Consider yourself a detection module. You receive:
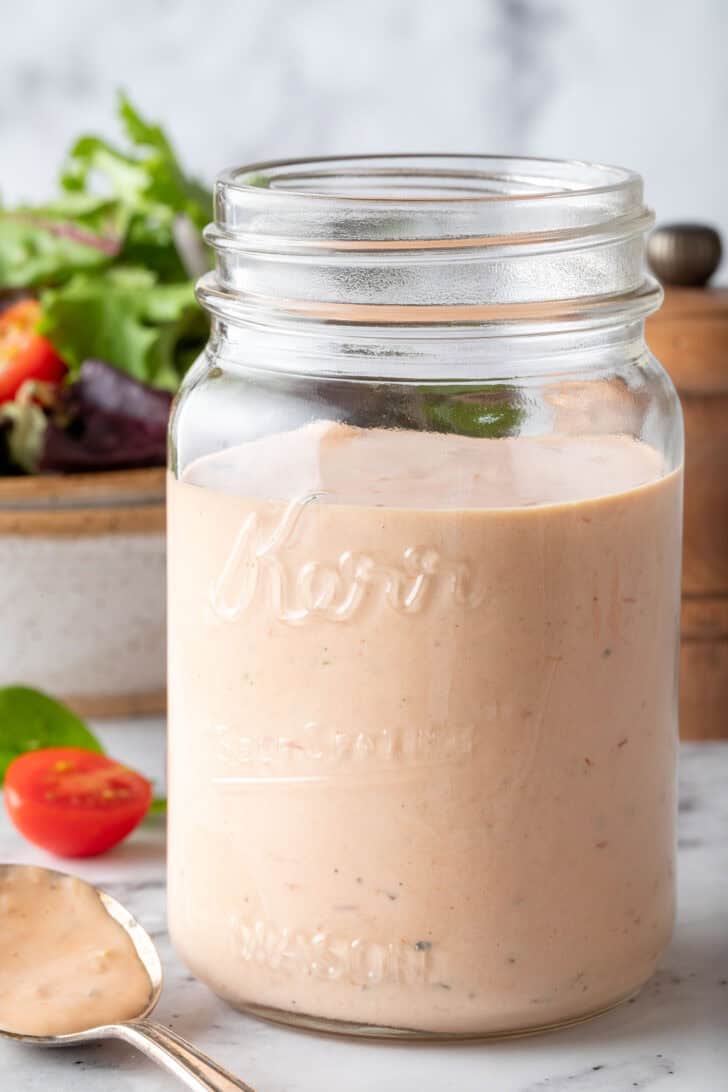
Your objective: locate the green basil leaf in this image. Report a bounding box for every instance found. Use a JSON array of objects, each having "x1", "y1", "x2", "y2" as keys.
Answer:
[{"x1": 0, "y1": 686, "x2": 104, "y2": 783}]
